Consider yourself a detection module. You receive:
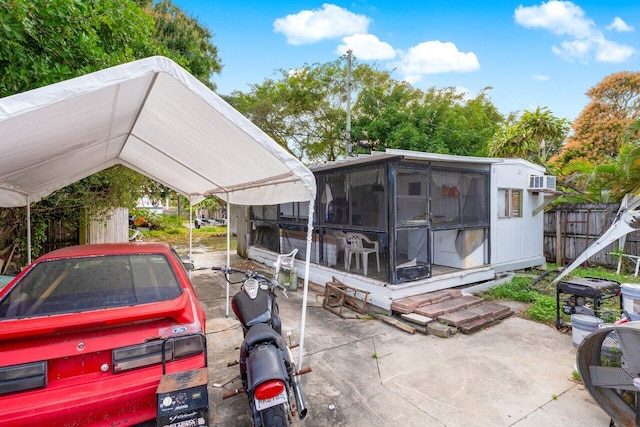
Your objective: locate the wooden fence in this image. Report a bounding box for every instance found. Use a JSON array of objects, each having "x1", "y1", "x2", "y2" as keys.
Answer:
[{"x1": 543, "y1": 203, "x2": 640, "y2": 270}]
